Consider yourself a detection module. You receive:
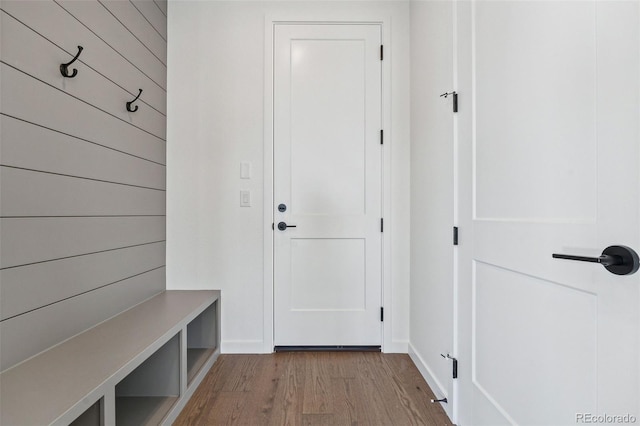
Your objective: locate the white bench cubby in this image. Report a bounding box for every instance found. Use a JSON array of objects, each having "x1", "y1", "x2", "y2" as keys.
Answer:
[{"x1": 0, "y1": 290, "x2": 220, "y2": 426}]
